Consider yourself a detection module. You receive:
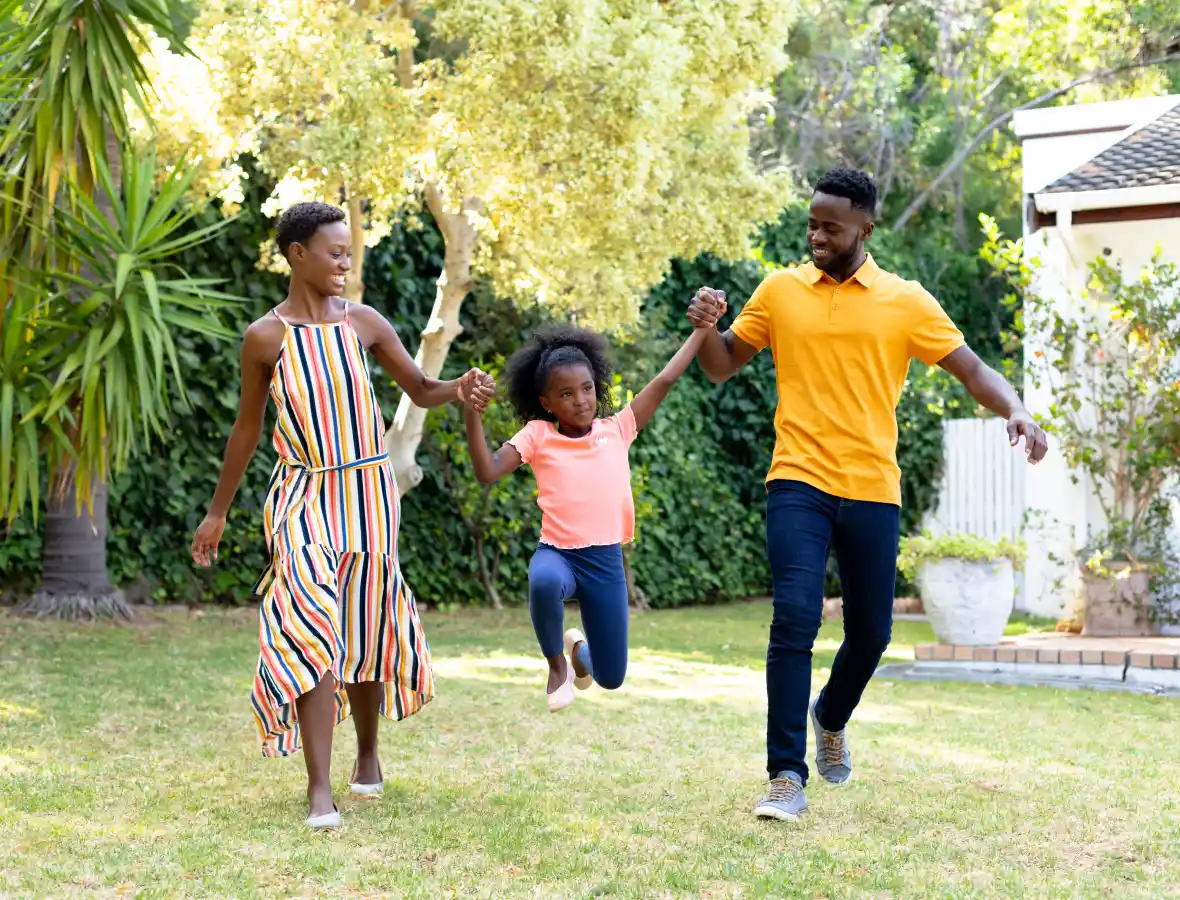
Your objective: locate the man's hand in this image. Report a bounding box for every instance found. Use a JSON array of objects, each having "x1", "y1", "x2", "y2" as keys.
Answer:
[
  {"x1": 688, "y1": 287, "x2": 727, "y2": 329},
  {"x1": 1007, "y1": 410, "x2": 1048, "y2": 464}
]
